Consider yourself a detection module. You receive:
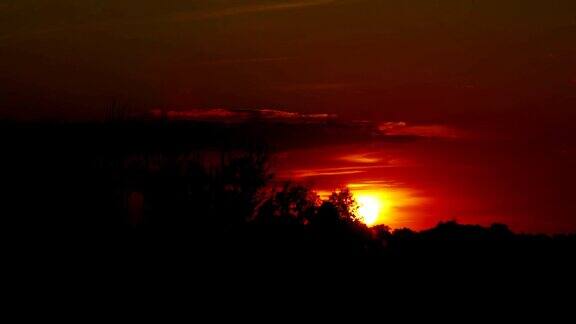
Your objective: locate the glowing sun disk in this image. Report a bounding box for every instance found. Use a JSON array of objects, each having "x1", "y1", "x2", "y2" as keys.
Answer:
[{"x1": 356, "y1": 195, "x2": 381, "y2": 226}]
